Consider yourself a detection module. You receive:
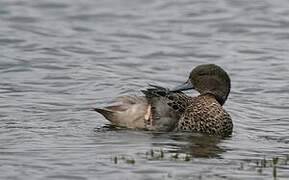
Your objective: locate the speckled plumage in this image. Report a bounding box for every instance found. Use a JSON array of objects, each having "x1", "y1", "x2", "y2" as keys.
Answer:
[
  {"x1": 176, "y1": 94, "x2": 232, "y2": 136},
  {"x1": 95, "y1": 64, "x2": 233, "y2": 136},
  {"x1": 142, "y1": 86, "x2": 232, "y2": 136}
]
